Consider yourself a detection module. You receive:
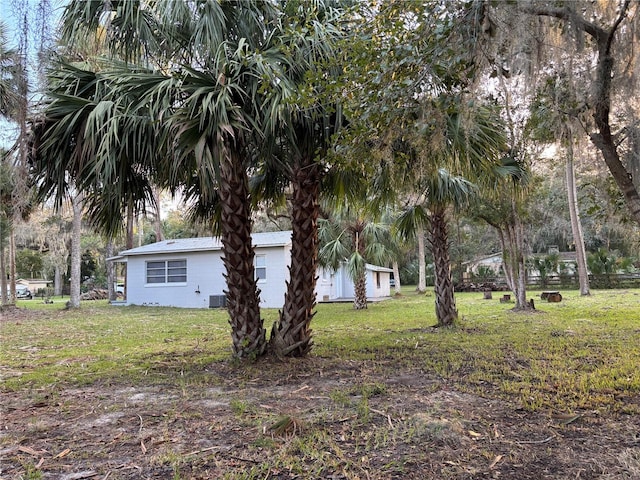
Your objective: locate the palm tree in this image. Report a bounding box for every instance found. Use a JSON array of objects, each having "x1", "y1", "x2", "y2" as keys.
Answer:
[
  {"x1": 0, "y1": 155, "x2": 13, "y2": 306},
  {"x1": 527, "y1": 75, "x2": 590, "y2": 295},
  {"x1": 395, "y1": 170, "x2": 475, "y2": 327},
  {"x1": 36, "y1": 0, "x2": 294, "y2": 358},
  {"x1": 386, "y1": 97, "x2": 509, "y2": 326},
  {"x1": 253, "y1": 1, "x2": 347, "y2": 358},
  {"x1": 1, "y1": 21, "x2": 29, "y2": 307},
  {"x1": 318, "y1": 204, "x2": 395, "y2": 310}
]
